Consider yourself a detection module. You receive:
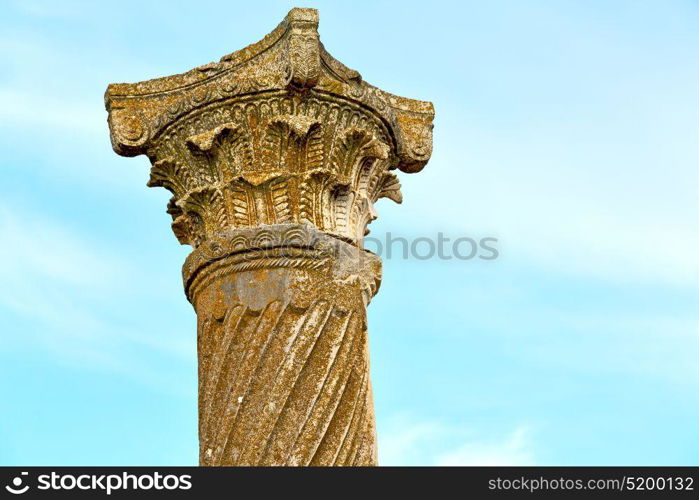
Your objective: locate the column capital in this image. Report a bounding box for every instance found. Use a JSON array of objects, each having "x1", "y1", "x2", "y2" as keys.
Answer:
[{"x1": 105, "y1": 7, "x2": 434, "y2": 248}]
